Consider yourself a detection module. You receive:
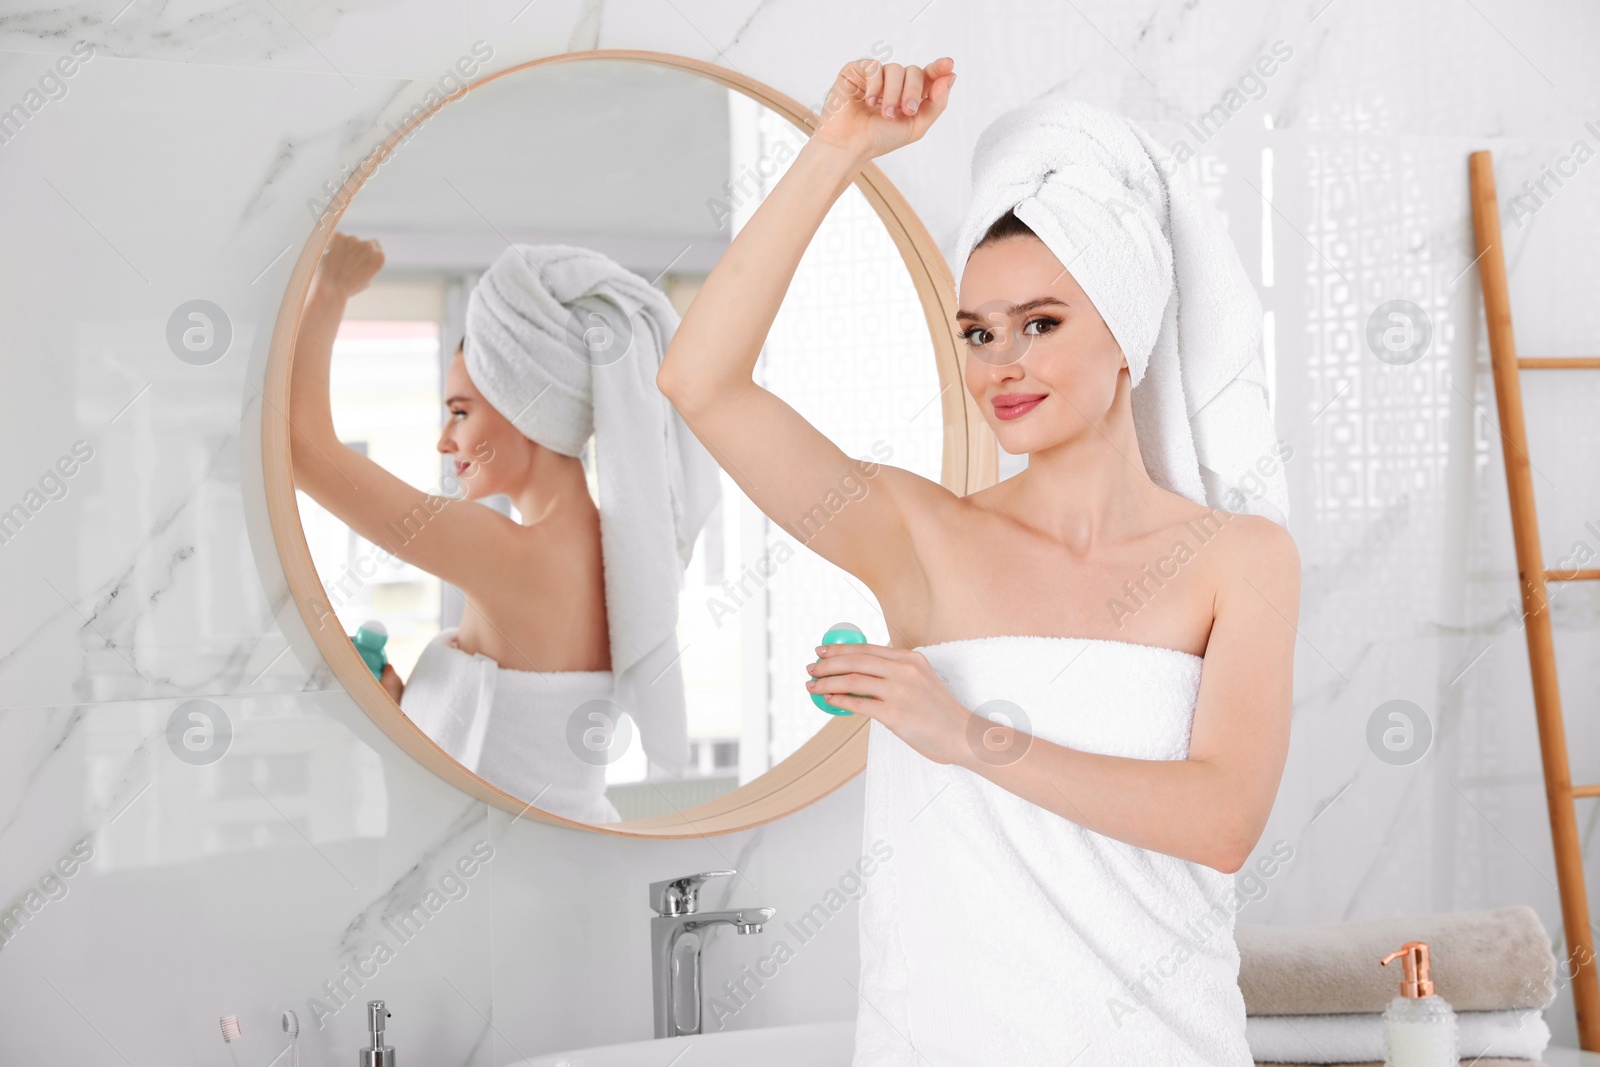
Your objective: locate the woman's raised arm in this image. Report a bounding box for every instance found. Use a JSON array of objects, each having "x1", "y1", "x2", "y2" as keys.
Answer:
[
  {"x1": 288, "y1": 233, "x2": 521, "y2": 594},
  {"x1": 656, "y1": 58, "x2": 956, "y2": 597}
]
